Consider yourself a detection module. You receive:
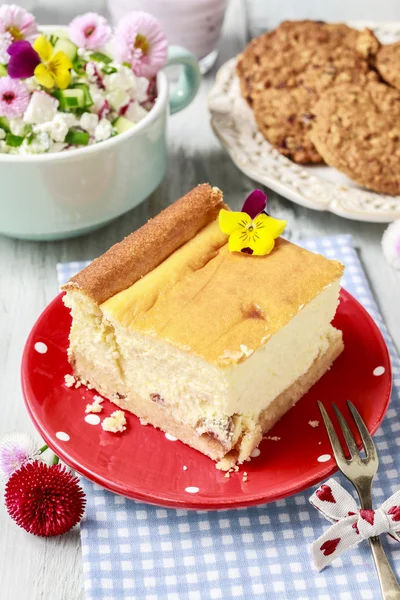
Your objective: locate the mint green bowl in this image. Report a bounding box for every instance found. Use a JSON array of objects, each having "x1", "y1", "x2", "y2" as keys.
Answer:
[{"x1": 0, "y1": 45, "x2": 200, "y2": 241}]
